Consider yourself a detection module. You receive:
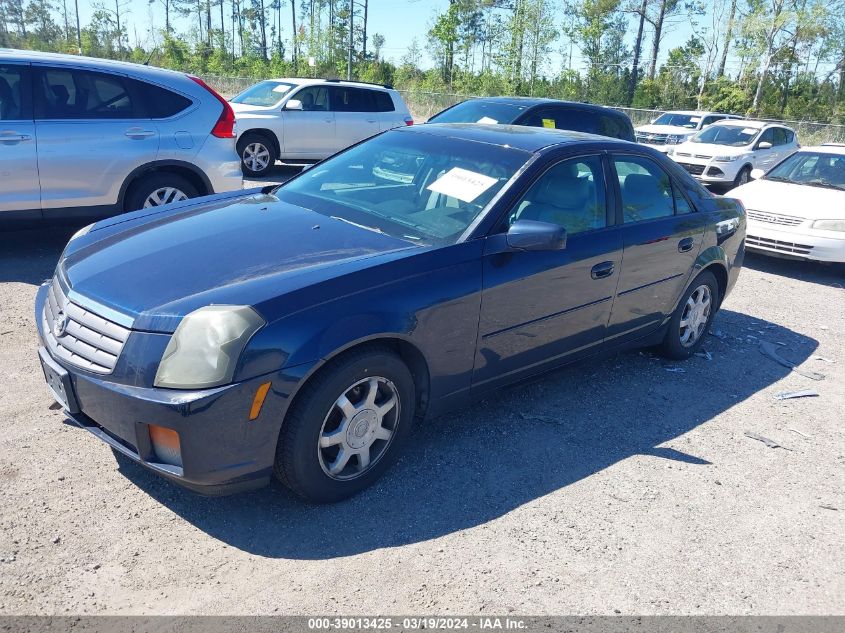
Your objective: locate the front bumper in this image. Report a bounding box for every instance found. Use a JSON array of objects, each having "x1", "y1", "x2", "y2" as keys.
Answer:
[
  {"x1": 671, "y1": 157, "x2": 742, "y2": 183},
  {"x1": 35, "y1": 282, "x2": 309, "y2": 495},
  {"x1": 745, "y1": 221, "x2": 845, "y2": 262}
]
